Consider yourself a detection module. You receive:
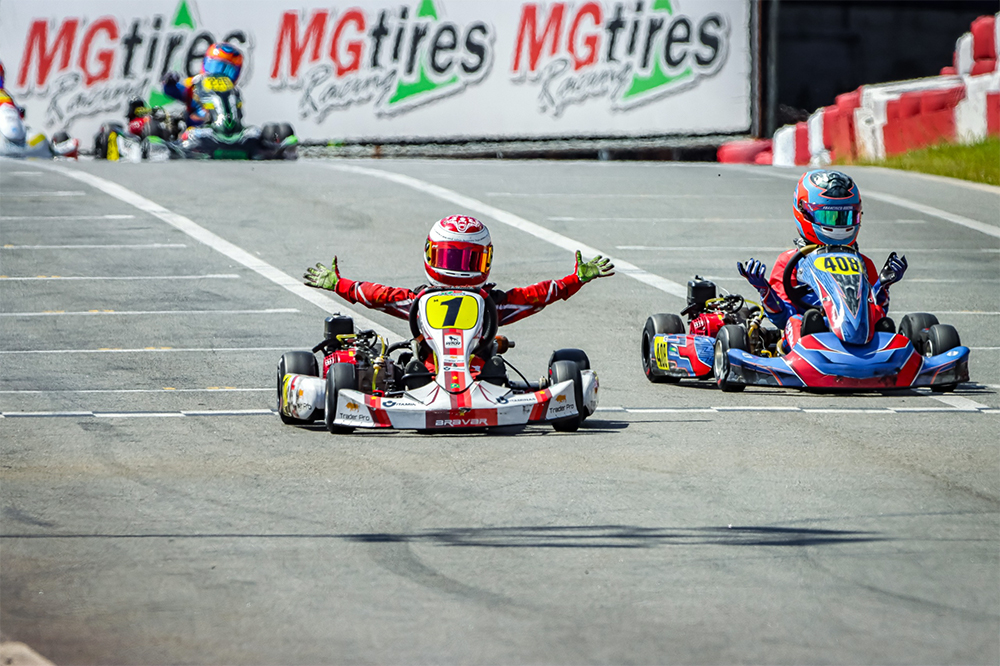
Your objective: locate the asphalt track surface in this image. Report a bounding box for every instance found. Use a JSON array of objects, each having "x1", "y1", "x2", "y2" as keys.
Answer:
[{"x1": 1, "y1": 157, "x2": 998, "y2": 665}]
